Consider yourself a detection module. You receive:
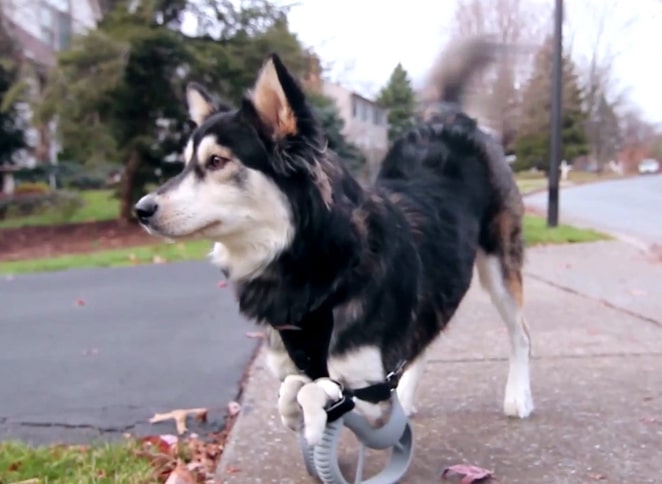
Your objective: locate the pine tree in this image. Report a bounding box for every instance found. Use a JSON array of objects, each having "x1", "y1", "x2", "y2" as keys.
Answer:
[
  {"x1": 377, "y1": 63, "x2": 416, "y2": 142},
  {"x1": 0, "y1": 15, "x2": 27, "y2": 171},
  {"x1": 307, "y1": 92, "x2": 366, "y2": 176},
  {"x1": 514, "y1": 38, "x2": 590, "y2": 173}
]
